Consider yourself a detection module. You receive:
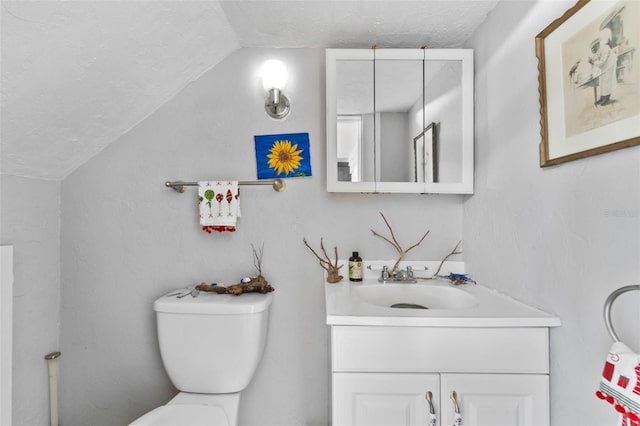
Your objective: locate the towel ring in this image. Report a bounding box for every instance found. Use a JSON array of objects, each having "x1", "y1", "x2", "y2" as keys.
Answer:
[{"x1": 603, "y1": 284, "x2": 640, "y2": 342}]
